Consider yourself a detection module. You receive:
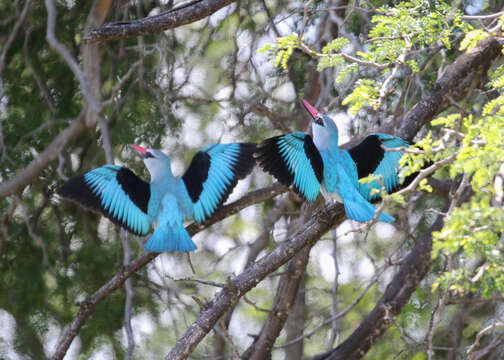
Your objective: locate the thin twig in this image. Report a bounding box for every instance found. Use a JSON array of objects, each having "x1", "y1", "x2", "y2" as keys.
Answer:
[
  {"x1": 121, "y1": 229, "x2": 136, "y2": 360},
  {"x1": 467, "y1": 322, "x2": 504, "y2": 359},
  {"x1": 426, "y1": 255, "x2": 452, "y2": 360},
  {"x1": 217, "y1": 317, "x2": 241, "y2": 359},
  {"x1": 277, "y1": 266, "x2": 387, "y2": 348},
  {"x1": 14, "y1": 195, "x2": 57, "y2": 278},
  {"x1": 169, "y1": 276, "x2": 225, "y2": 288},
  {"x1": 327, "y1": 229, "x2": 340, "y2": 349},
  {"x1": 395, "y1": 153, "x2": 458, "y2": 197},
  {"x1": 310, "y1": 5, "x2": 381, "y2": 14},
  {"x1": 242, "y1": 295, "x2": 271, "y2": 313},
  {"x1": 0, "y1": 0, "x2": 33, "y2": 101},
  {"x1": 44, "y1": 0, "x2": 101, "y2": 111},
  {"x1": 297, "y1": 41, "x2": 393, "y2": 70},
  {"x1": 462, "y1": 11, "x2": 504, "y2": 20},
  {"x1": 186, "y1": 253, "x2": 196, "y2": 275},
  {"x1": 101, "y1": 60, "x2": 142, "y2": 106}
]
